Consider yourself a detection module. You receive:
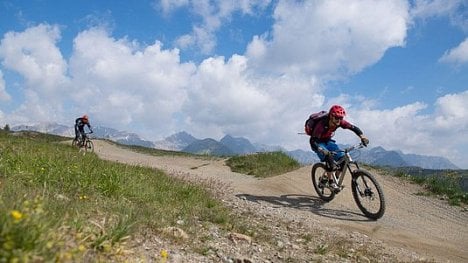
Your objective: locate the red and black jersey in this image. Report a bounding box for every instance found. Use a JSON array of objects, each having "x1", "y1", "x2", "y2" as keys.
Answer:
[{"x1": 309, "y1": 116, "x2": 362, "y2": 151}]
